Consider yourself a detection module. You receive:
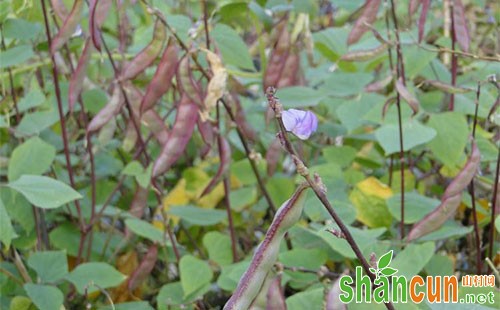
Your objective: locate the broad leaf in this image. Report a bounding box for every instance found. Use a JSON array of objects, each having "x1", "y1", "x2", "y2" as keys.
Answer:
[
  {"x1": 391, "y1": 242, "x2": 435, "y2": 279},
  {"x1": 8, "y1": 137, "x2": 56, "y2": 181},
  {"x1": 125, "y1": 218, "x2": 164, "y2": 244},
  {"x1": 375, "y1": 121, "x2": 436, "y2": 155},
  {"x1": 65, "y1": 262, "x2": 126, "y2": 294},
  {"x1": 179, "y1": 255, "x2": 213, "y2": 299},
  {"x1": 24, "y1": 284, "x2": 64, "y2": 310},
  {"x1": 0, "y1": 198, "x2": 17, "y2": 248},
  {"x1": 212, "y1": 24, "x2": 255, "y2": 71},
  {"x1": 7, "y1": 175, "x2": 82, "y2": 209},
  {"x1": 27, "y1": 251, "x2": 68, "y2": 283},
  {"x1": 427, "y1": 112, "x2": 469, "y2": 166},
  {"x1": 169, "y1": 206, "x2": 226, "y2": 226}
]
